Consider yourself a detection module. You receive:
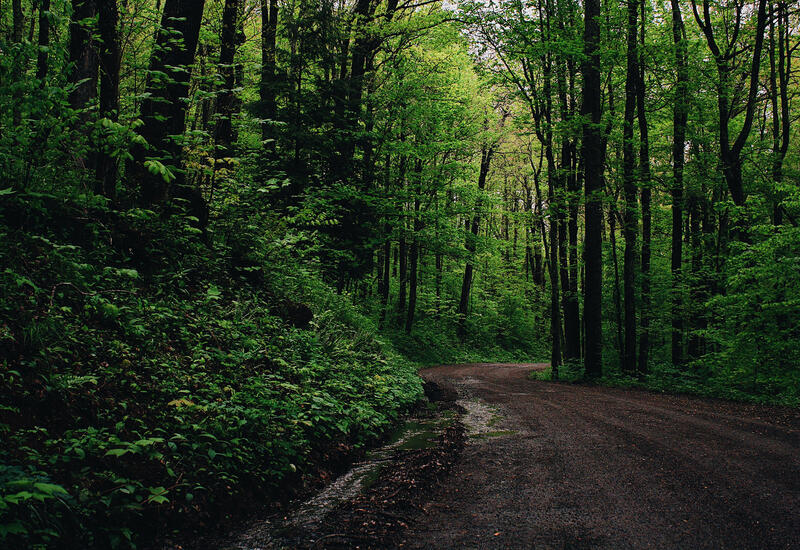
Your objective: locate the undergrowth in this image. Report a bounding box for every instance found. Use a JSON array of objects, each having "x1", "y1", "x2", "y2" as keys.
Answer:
[
  {"x1": 528, "y1": 363, "x2": 799, "y2": 406},
  {"x1": 0, "y1": 191, "x2": 422, "y2": 549}
]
